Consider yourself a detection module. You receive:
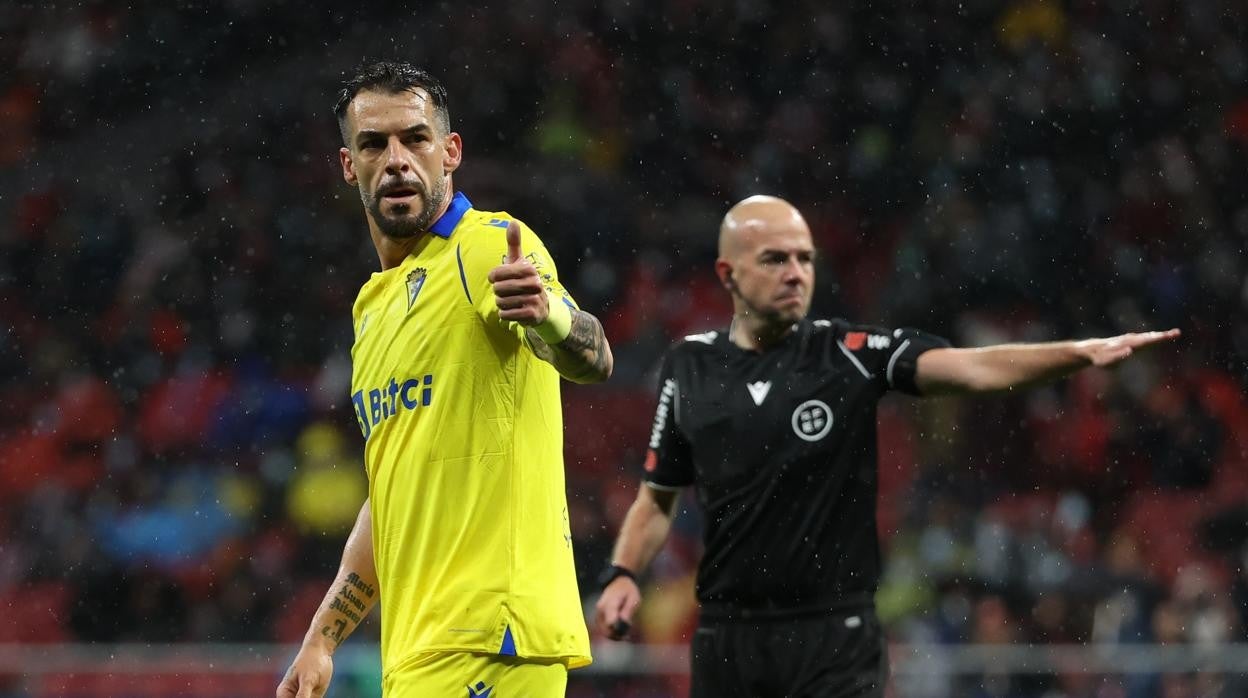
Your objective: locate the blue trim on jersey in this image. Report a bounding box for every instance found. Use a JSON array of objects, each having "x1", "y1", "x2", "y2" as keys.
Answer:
[
  {"x1": 499, "y1": 625, "x2": 517, "y2": 656},
  {"x1": 429, "y1": 191, "x2": 472, "y2": 238},
  {"x1": 456, "y1": 244, "x2": 472, "y2": 303}
]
